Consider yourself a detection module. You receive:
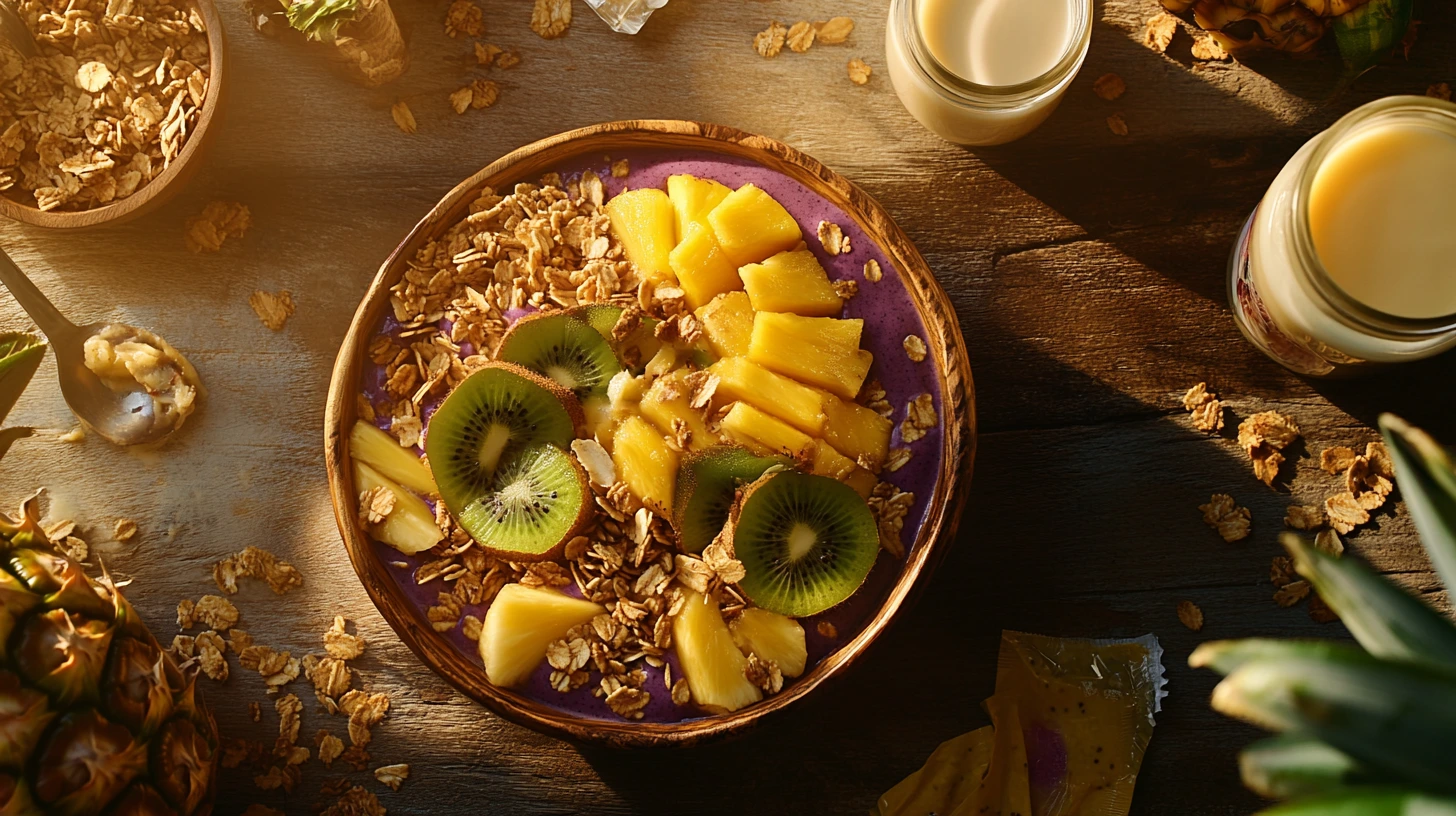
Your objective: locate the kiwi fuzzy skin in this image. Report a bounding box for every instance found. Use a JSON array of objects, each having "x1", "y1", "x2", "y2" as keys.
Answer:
[
  {"x1": 476, "y1": 447, "x2": 594, "y2": 563},
  {"x1": 472, "y1": 359, "x2": 587, "y2": 438},
  {"x1": 672, "y1": 446, "x2": 788, "y2": 553}
]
